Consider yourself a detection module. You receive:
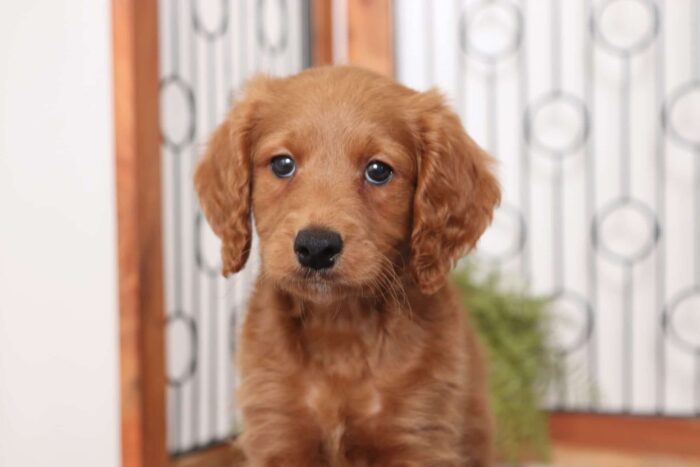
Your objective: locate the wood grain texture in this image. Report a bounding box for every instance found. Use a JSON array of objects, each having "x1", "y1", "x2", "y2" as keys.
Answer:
[
  {"x1": 312, "y1": 0, "x2": 334, "y2": 66},
  {"x1": 550, "y1": 412, "x2": 700, "y2": 459},
  {"x1": 113, "y1": 1, "x2": 168, "y2": 466},
  {"x1": 347, "y1": 0, "x2": 394, "y2": 77}
]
